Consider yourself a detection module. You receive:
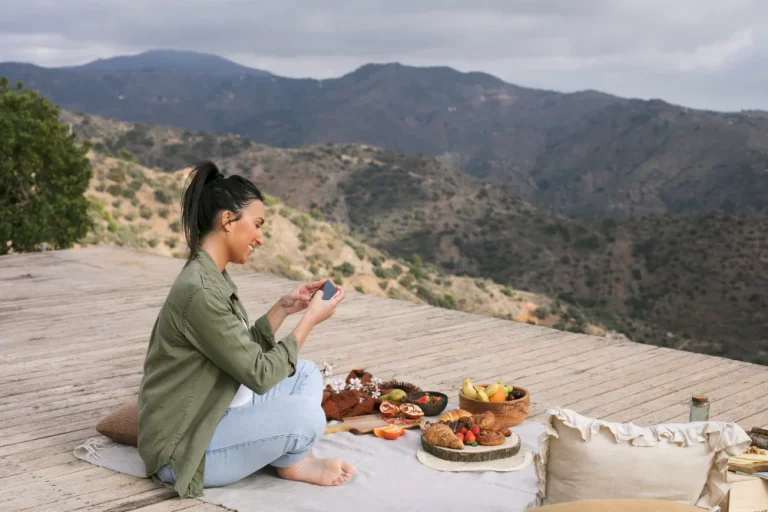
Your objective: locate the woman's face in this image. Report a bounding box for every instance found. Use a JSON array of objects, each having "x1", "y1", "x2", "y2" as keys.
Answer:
[{"x1": 225, "y1": 200, "x2": 265, "y2": 264}]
